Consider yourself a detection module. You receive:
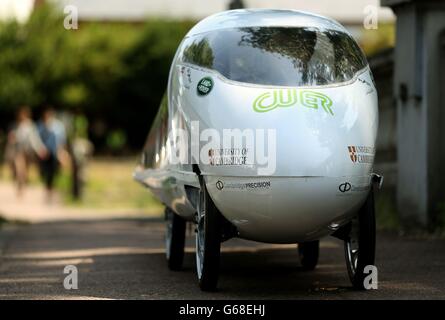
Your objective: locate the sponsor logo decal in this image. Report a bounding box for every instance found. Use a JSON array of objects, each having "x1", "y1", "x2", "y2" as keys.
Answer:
[
  {"x1": 253, "y1": 89, "x2": 333, "y2": 115},
  {"x1": 216, "y1": 180, "x2": 271, "y2": 191},
  {"x1": 209, "y1": 148, "x2": 249, "y2": 166},
  {"x1": 337, "y1": 181, "x2": 370, "y2": 195},
  {"x1": 180, "y1": 66, "x2": 192, "y2": 89},
  {"x1": 216, "y1": 180, "x2": 224, "y2": 190},
  {"x1": 197, "y1": 77, "x2": 213, "y2": 96},
  {"x1": 339, "y1": 182, "x2": 352, "y2": 193},
  {"x1": 348, "y1": 146, "x2": 375, "y2": 164}
]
